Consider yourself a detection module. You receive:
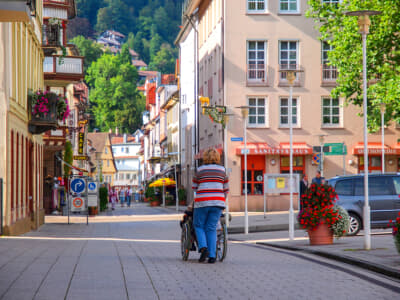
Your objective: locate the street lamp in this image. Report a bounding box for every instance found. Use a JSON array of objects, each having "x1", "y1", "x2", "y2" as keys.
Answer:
[
  {"x1": 345, "y1": 9, "x2": 381, "y2": 250},
  {"x1": 236, "y1": 105, "x2": 249, "y2": 234},
  {"x1": 278, "y1": 66, "x2": 303, "y2": 241},
  {"x1": 168, "y1": 152, "x2": 180, "y2": 211},
  {"x1": 380, "y1": 102, "x2": 386, "y2": 173},
  {"x1": 318, "y1": 135, "x2": 327, "y2": 177}
]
